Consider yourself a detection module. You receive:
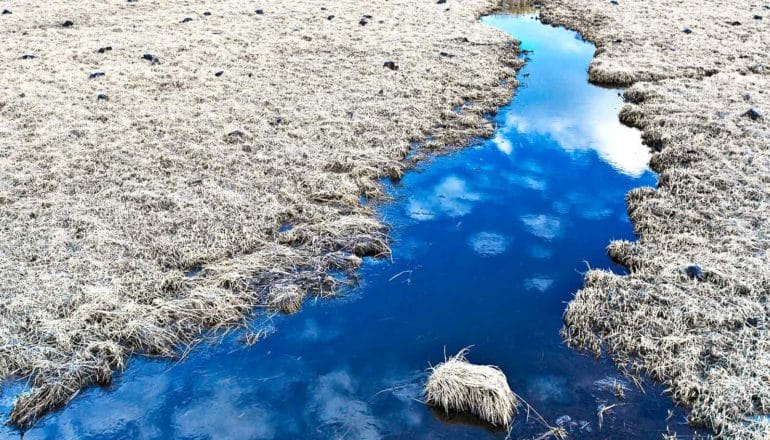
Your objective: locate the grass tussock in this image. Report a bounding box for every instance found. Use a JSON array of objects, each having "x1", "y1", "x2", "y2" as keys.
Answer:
[
  {"x1": 543, "y1": 1, "x2": 770, "y2": 437},
  {"x1": 424, "y1": 349, "x2": 518, "y2": 428},
  {"x1": 0, "y1": 0, "x2": 522, "y2": 426}
]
